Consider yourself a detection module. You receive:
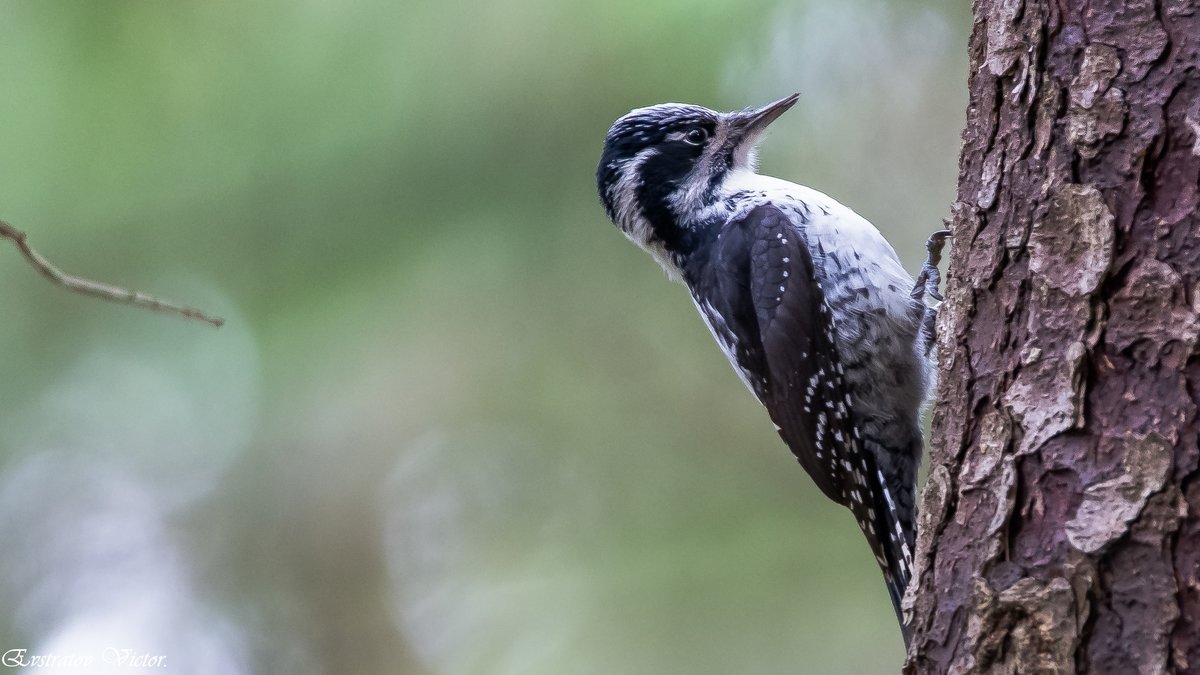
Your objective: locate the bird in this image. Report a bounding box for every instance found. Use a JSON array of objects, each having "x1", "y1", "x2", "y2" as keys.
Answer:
[{"x1": 595, "y1": 94, "x2": 946, "y2": 644}]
